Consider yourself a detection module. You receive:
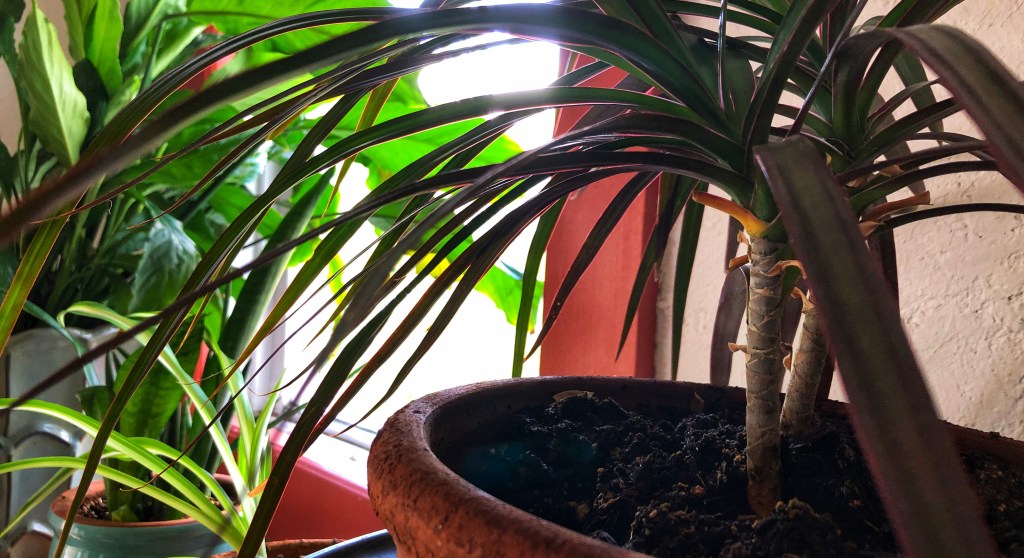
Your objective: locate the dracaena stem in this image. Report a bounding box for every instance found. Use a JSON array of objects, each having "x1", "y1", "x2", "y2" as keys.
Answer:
[
  {"x1": 781, "y1": 291, "x2": 828, "y2": 436},
  {"x1": 744, "y1": 236, "x2": 786, "y2": 516}
]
